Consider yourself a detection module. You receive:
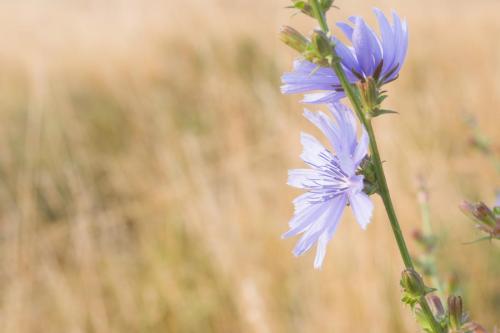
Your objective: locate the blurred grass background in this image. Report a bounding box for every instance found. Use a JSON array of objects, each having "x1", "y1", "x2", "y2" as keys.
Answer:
[{"x1": 0, "y1": 0, "x2": 498, "y2": 332}]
